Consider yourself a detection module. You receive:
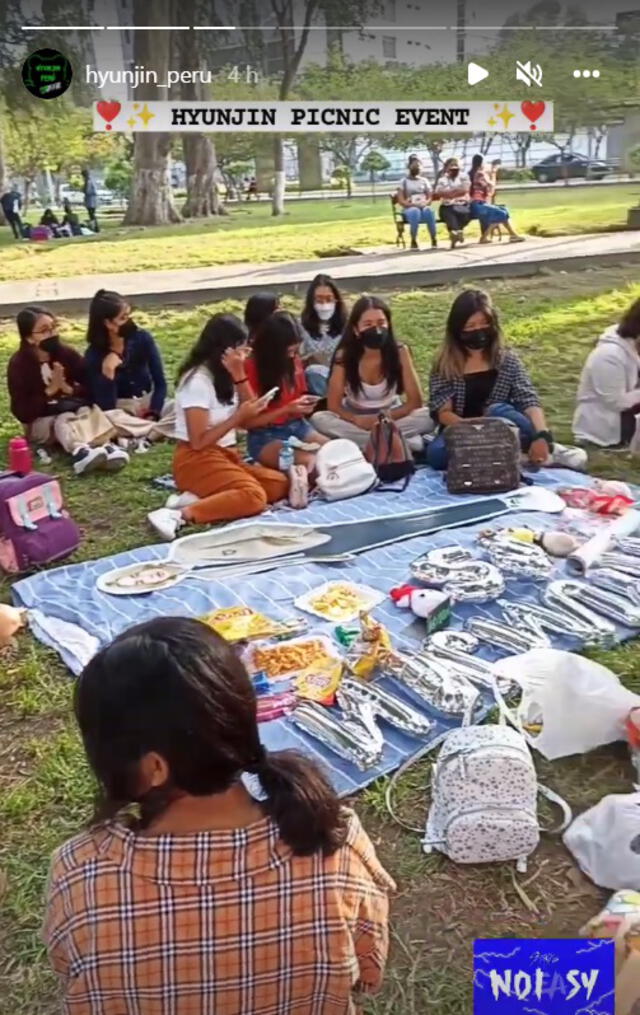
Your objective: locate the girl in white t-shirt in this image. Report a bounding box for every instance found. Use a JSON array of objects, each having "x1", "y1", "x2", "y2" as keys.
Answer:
[{"x1": 147, "y1": 314, "x2": 288, "y2": 541}]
